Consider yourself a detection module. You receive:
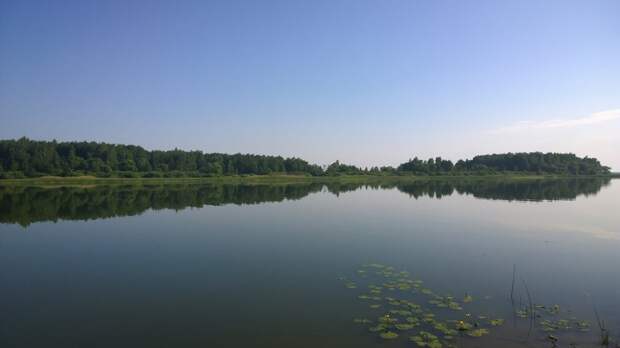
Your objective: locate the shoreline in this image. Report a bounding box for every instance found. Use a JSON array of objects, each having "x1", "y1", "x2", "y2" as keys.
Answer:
[{"x1": 0, "y1": 173, "x2": 617, "y2": 187}]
